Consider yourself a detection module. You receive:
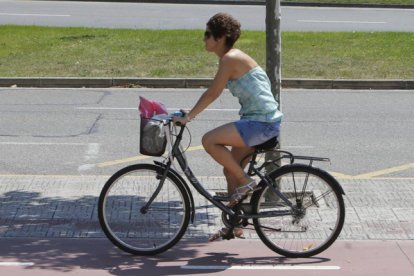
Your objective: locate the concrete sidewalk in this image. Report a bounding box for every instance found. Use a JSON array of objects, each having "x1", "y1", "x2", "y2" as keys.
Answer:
[{"x1": 1, "y1": 174, "x2": 413, "y2": 240}]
